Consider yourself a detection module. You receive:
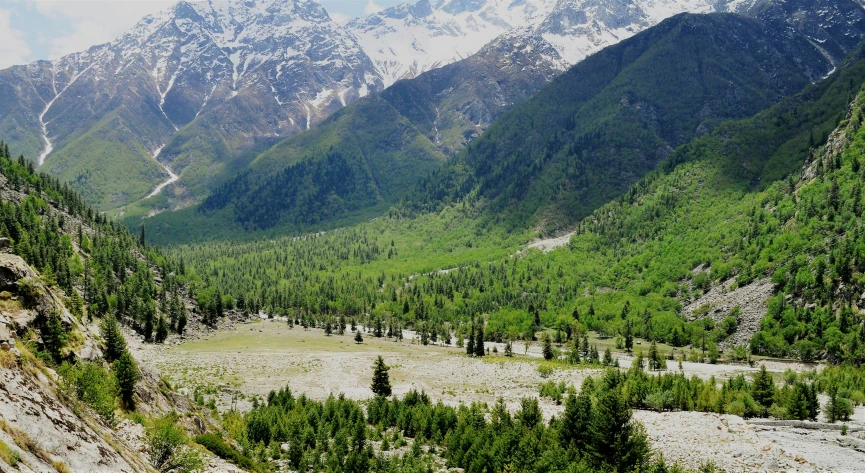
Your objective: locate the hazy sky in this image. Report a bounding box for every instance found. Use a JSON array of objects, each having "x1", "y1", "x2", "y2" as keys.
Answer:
[{"x1": 0, "y1": 0, "x2": 407, "y2": 69}]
